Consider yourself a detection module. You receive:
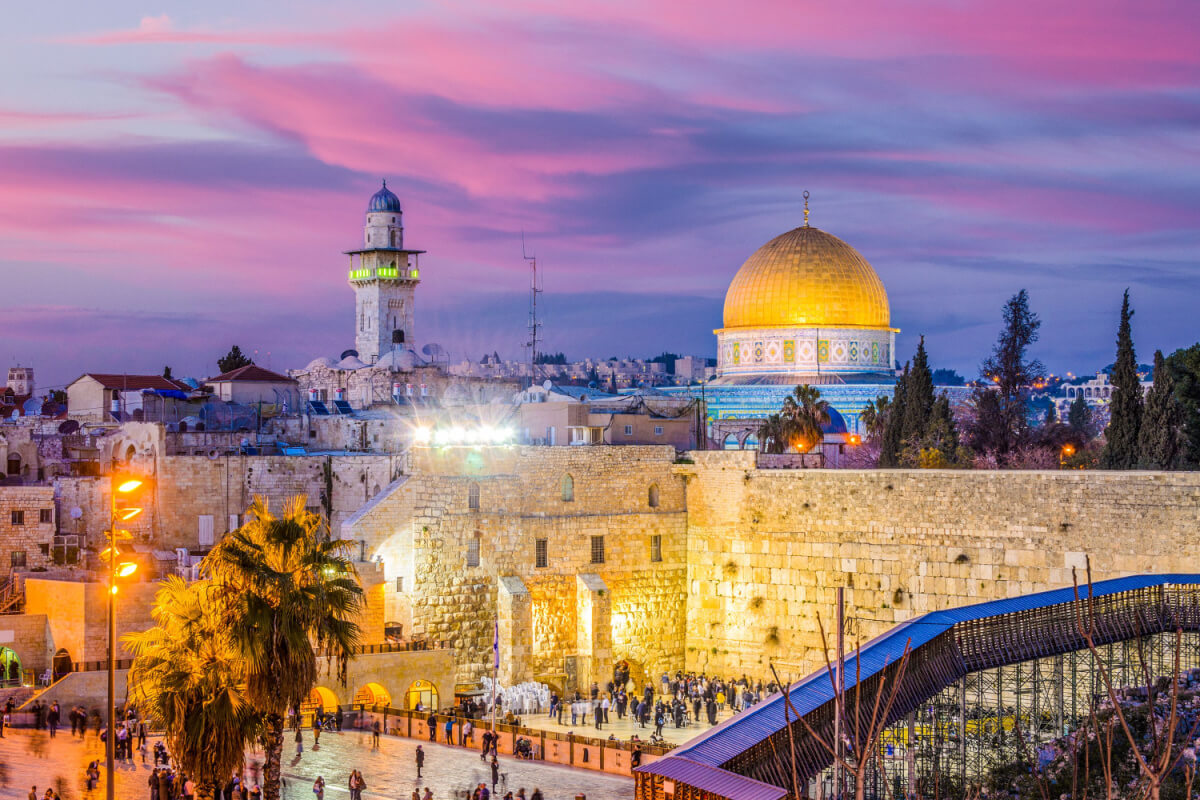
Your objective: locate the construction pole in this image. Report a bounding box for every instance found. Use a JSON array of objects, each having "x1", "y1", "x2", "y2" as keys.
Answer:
[{"x1": 835, "y1": 586, "x2": 844, "y2": 799}]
